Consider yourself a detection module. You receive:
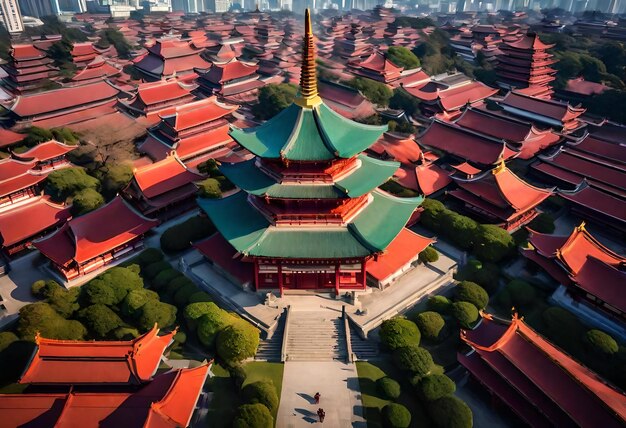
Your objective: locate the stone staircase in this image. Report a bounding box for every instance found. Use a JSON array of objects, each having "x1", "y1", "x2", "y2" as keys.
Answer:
[
  {"x1": 255, "y1": 311, "x2": 286, "y2": 362},
  {"x1": 349, "y1": 325, "x2": 379, "y2": 361},
  {"x1": 285, "y1": 310, "x2": 347, "y2": 361}
]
